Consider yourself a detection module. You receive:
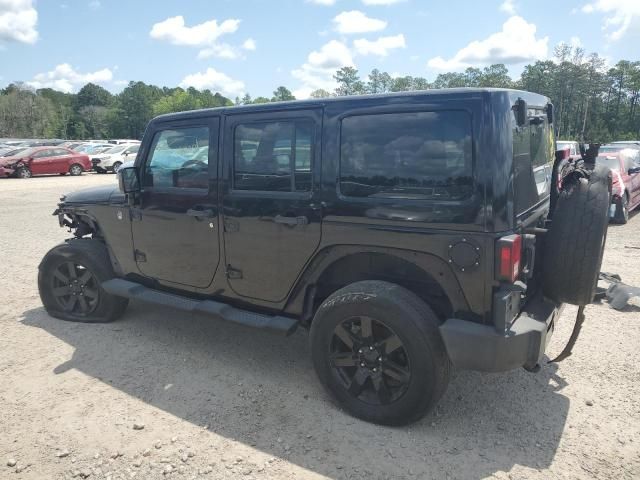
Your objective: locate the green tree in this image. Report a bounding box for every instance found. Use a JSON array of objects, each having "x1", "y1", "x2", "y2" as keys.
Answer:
[
  {"x1": 272, "y1": 86, "x2": 295, "y2": 102},
  {"x1": 310, "y1": 89, "x2": 332, "y2": 98},
  {"x1": 334, "y1": 67, "x2": 365, "y2": 96}
]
